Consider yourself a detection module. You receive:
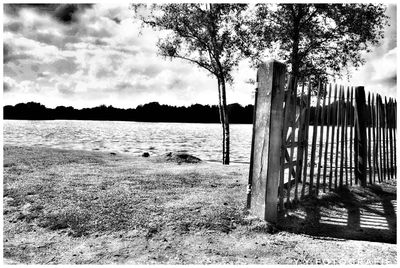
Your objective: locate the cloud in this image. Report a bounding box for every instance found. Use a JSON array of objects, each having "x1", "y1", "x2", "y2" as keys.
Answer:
[
  {"x1": 3, "y1": 82, "x2": 11, "y2": 93},
  {"x1": 371, "y1": 48, "x2": 396, "y2": 82},
  {"x1": 381, "y1": 4, "x2": 396, "y2": 53},
  {"x1": 4, "y1": 4, "x2": 93, "y2": 24},
  {"x1": 345, "y1": 46, "x2": 397, "y2": 98},
  {"x1": 54, "y1": 4, "x2": 93, "y2": 24},
  {"x1": 3, "y1": 5, "x2": 132, "y2": 96},
  {"x1": 4, "y1": 3, "x2": 394, "y2": 109},
  {"x1": 340, "y1": 5, "x2": 397, "y2": 98},
  {"x1": 115, "y1": 82, "x2": 133, "y2": 91},
  {"x1": 4, "y1": 65, "x2": 18, "y2": 77},
  {"x1": 3, "y1": 77, "x2": 19, "y2": 93},
  {"x1": 4, "y1": 33, "x2": 62, "y2": 63},
  {"x1": 3, "y1": 43, "x2": 12, "y2": 63},
  {"x1": 56, "y1": 81, "x2": 77, "y2": 96},
  {"x1": 3, "y1": 21, "x2": 23, "y2": 33},
  {"x1": 52, "y1": 58, "x2": 78, "y2": 75}
]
